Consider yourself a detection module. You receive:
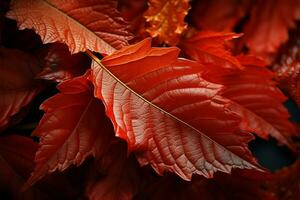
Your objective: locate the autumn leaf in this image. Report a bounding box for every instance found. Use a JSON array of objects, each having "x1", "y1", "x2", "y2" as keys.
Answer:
[
  {"x1": 144, "y1": 0, "x2": 190, "y2": 45},
  {"x1": 243, "y1": 0, "x2": 300, "y2": 62},
  {"x1": 36, "y1": 43, "x2": 90, "y2": 82},
  {"x1": 24, "y1": 73, "x2": 114, "y2": 188},
  {"x1": 0, "y1": 47, "x2": 42, "y2": 131},
  {"x1": 86, "y1": 141, "x2": 140, "y2": 200},
  {"x1": 236, "y1": 56, "x2": 296, "y2": 140},
  {"x1": 7, "y1": 0, "x2": 133, "y2": 55},
  {"x1": 200, "y1": 55, "x2": 296, "y2": 149},
  {"x1": 180, "y1": 31, "x2": 296, "y2": 149},
  {"x1": 89, "y1": 38, "x2": 261, "y2": 181},
  {"x1": 180, "y1": 30, "x2": 242, "y2": 69},
  {"x1": 191, "y1": 0, "x2": 251, "y2": 32}
]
